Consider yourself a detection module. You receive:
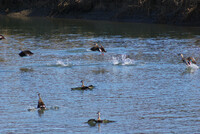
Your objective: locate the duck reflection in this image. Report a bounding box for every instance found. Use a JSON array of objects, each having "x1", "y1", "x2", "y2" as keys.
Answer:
[
  {"x1": 91, "y1": 68, "x2": 108, "y2": 75},
  {"x1": 38, "y1": 109, "x2": 45, "y2": 117}
]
